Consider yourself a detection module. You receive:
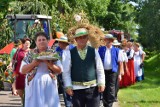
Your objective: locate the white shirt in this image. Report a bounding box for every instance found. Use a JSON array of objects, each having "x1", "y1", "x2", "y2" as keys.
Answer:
[
  {"x1": 62, "y1": 47, "x2": 105, "y2": 90},
  {"x1": 139, "y1": 49, "x2": 146, "y2": 55},
  {"x1": 104, "y1": 47, "x2": 112, "y2": 70},
  {"x1": 104, "y1": 46, "x2": 122, "y2": 70},
  {"x1": 127, "y1": 48, "x2": 134, "y2": 59},
  {"x1": 119, "y1": 49, "x2": 128, "y2": 62},
  {"x1": 123, "y1": 50, "x2": 128, "y2": 62}
]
